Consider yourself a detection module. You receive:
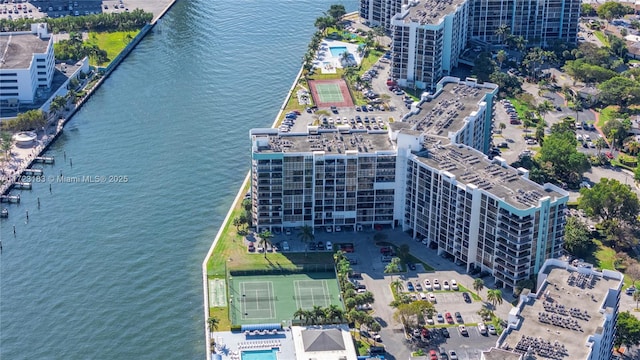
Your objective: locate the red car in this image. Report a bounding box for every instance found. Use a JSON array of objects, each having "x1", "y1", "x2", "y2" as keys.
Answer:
[
  {"x1": 380, "y1": 246, "x2": 393, "y2": 255},
  {"x1": 429, "y1": 349, "x2": 438, "y2": 360},
  {"x1": 445, "y1": 312, "x2": 454, "y2": 324},
  {"x1": 605, "y1": 151, "x2": 614, "y2": 159}
]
